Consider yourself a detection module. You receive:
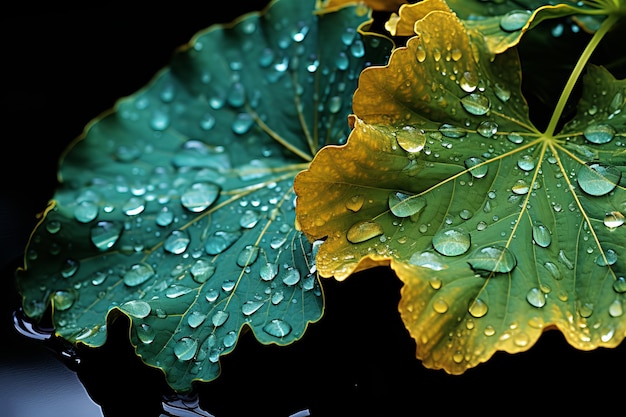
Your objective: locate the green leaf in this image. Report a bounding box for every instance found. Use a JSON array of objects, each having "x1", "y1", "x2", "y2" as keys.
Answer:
[
  {"x1": 15, "y1": 0, "x2": 392, "y2": 392},
  {"x1": 295, "y1": 9, "x2": 625, "y2": 374}
]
